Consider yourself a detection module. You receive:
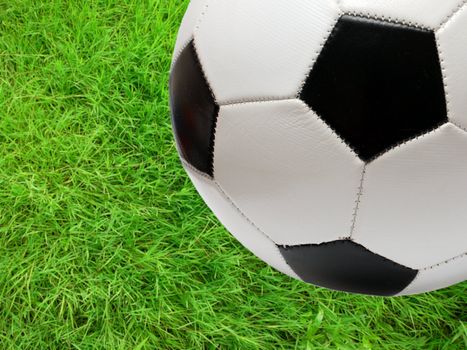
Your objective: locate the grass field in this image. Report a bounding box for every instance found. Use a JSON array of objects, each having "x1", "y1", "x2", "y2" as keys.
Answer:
[{"x1": 0, "y1": 1, "x2": 465, "y2": 349}]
